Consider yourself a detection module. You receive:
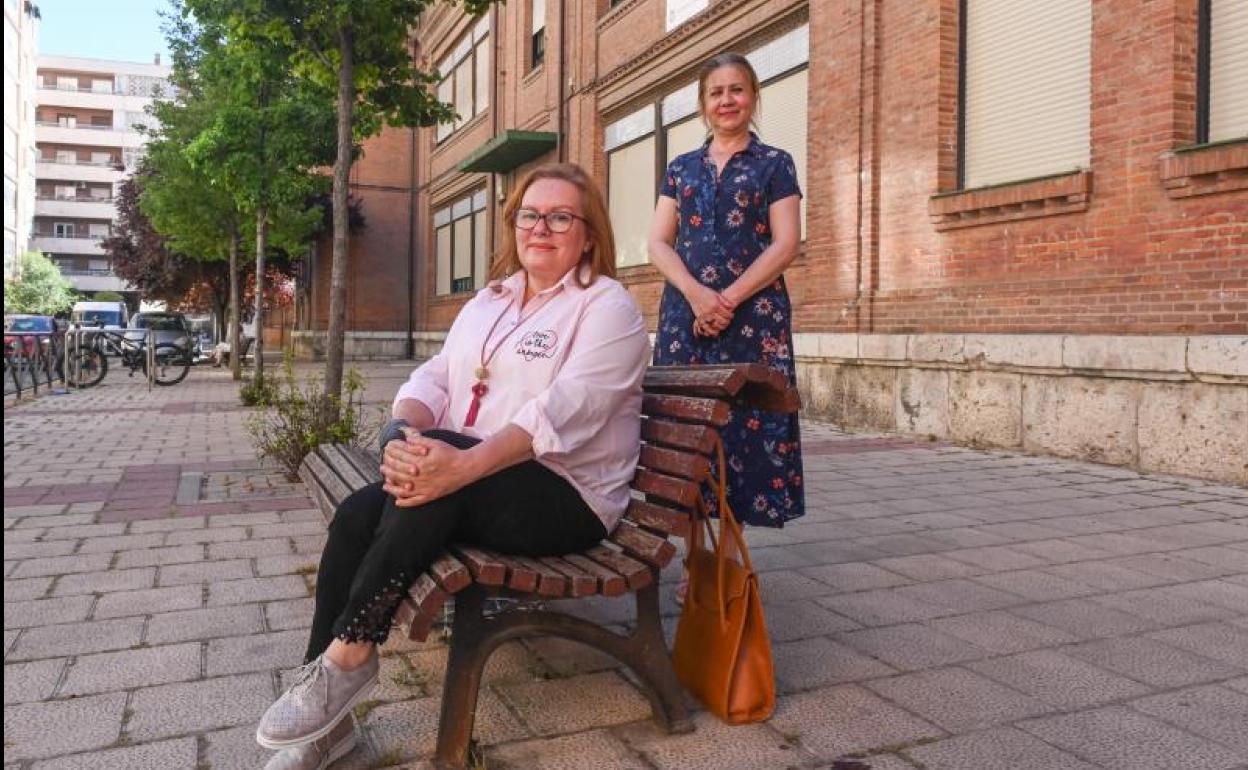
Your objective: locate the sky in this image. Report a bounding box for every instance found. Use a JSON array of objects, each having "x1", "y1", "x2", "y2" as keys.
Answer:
[{"x1": 37, "y1": 0, "x2": 172, "y2": 65}]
